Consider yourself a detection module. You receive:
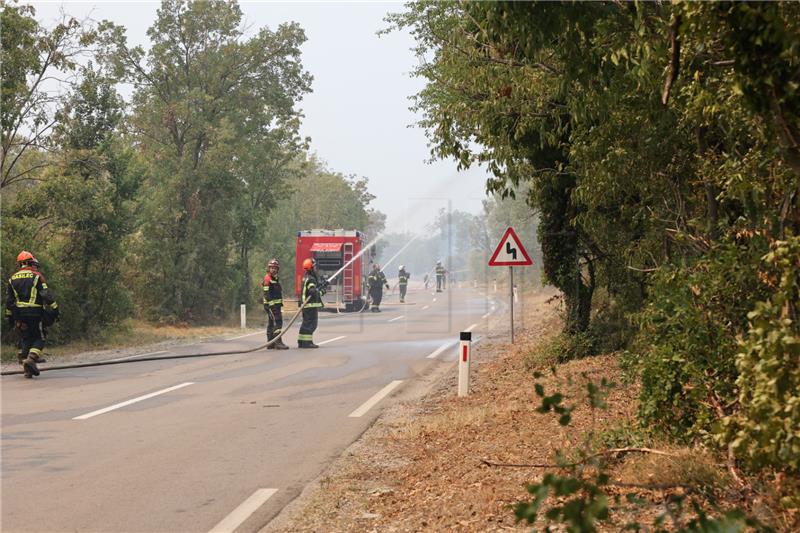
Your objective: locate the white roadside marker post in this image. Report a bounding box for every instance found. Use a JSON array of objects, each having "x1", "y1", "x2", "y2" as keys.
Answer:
[
  {"x1": 240, "y1": 304, "x2": 246, "y2": 329},
  {"x1": 458, "y1": 331, "x2": 472, "y2": 397}
]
